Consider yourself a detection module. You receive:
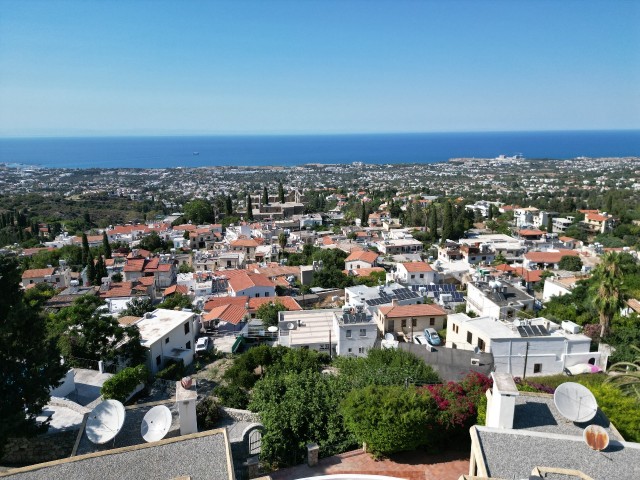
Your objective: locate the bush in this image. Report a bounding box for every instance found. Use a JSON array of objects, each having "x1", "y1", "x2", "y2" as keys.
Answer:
[
  {"x1": 476, "y1": 393, "x2": 487, "y2": 426},
  {"x1": 214, "y1": 384, "x2": 250, "y2": 409},
  {"x1": 589, "y1": 383, "x2": 640, "y2": 442},
  {"x1": 156, "y1": 360, "x2": 185, "y2": 381},
  {"x1": 101, "y1": 365, "x2": 149, "y2": 403},
  {"x1": 196, "y1": 396, "x2": 221, "y2": 430}
]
